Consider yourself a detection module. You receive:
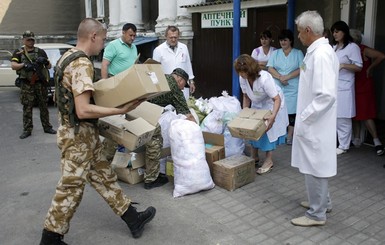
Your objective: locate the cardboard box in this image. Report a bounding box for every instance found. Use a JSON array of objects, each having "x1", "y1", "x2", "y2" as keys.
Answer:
[
  {"x1": 114, "y1": 167, "x2": 145, "y2": 185},
  {"x1": 227, "y1": 108, "x2": 272, "y2": 141},
  {"x1": 98, "y1": 115, "x2": 155, "y2": 151},
  {"x1": 111, "y1": 151, "x2": 145, "y2": 169},
  {"x1": 203, "y1": 132, "x2": 225, "y2": 173},
  {"x1": 165, "y1": 157, "x2": 174, "y2": 183},
  {"x1": 93, "y1": 64, "x2": 170, "y2": 108},
  {"x1": 212, "y1": 155, "x2": 255, "y2": 191},
  {"x1": 111, "y1": 151, "x2": 146, "y2": 184}
]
